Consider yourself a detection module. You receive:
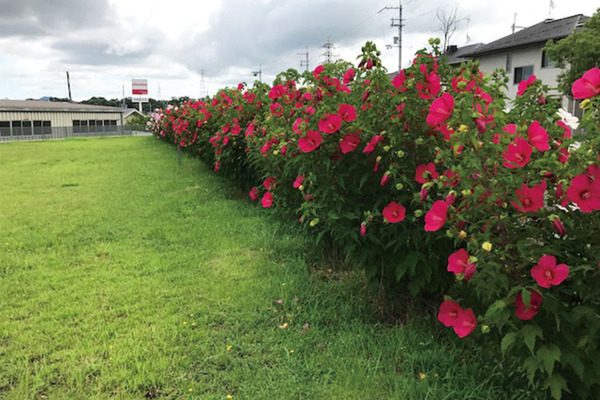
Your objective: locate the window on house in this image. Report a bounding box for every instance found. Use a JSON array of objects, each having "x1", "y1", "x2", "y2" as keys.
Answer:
[
  {"x1": 542, "y1": 51, "x2": 556, "y2": 68},
  {"x1": 506, "y1": 53, "x2": 512, "y2": 73},
  {"x1": 514, "y1": 65, "x2": 534, "y2": 84},
  {"x1": 0, "y1": 121, "x2": 10, "y2": 136}
]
